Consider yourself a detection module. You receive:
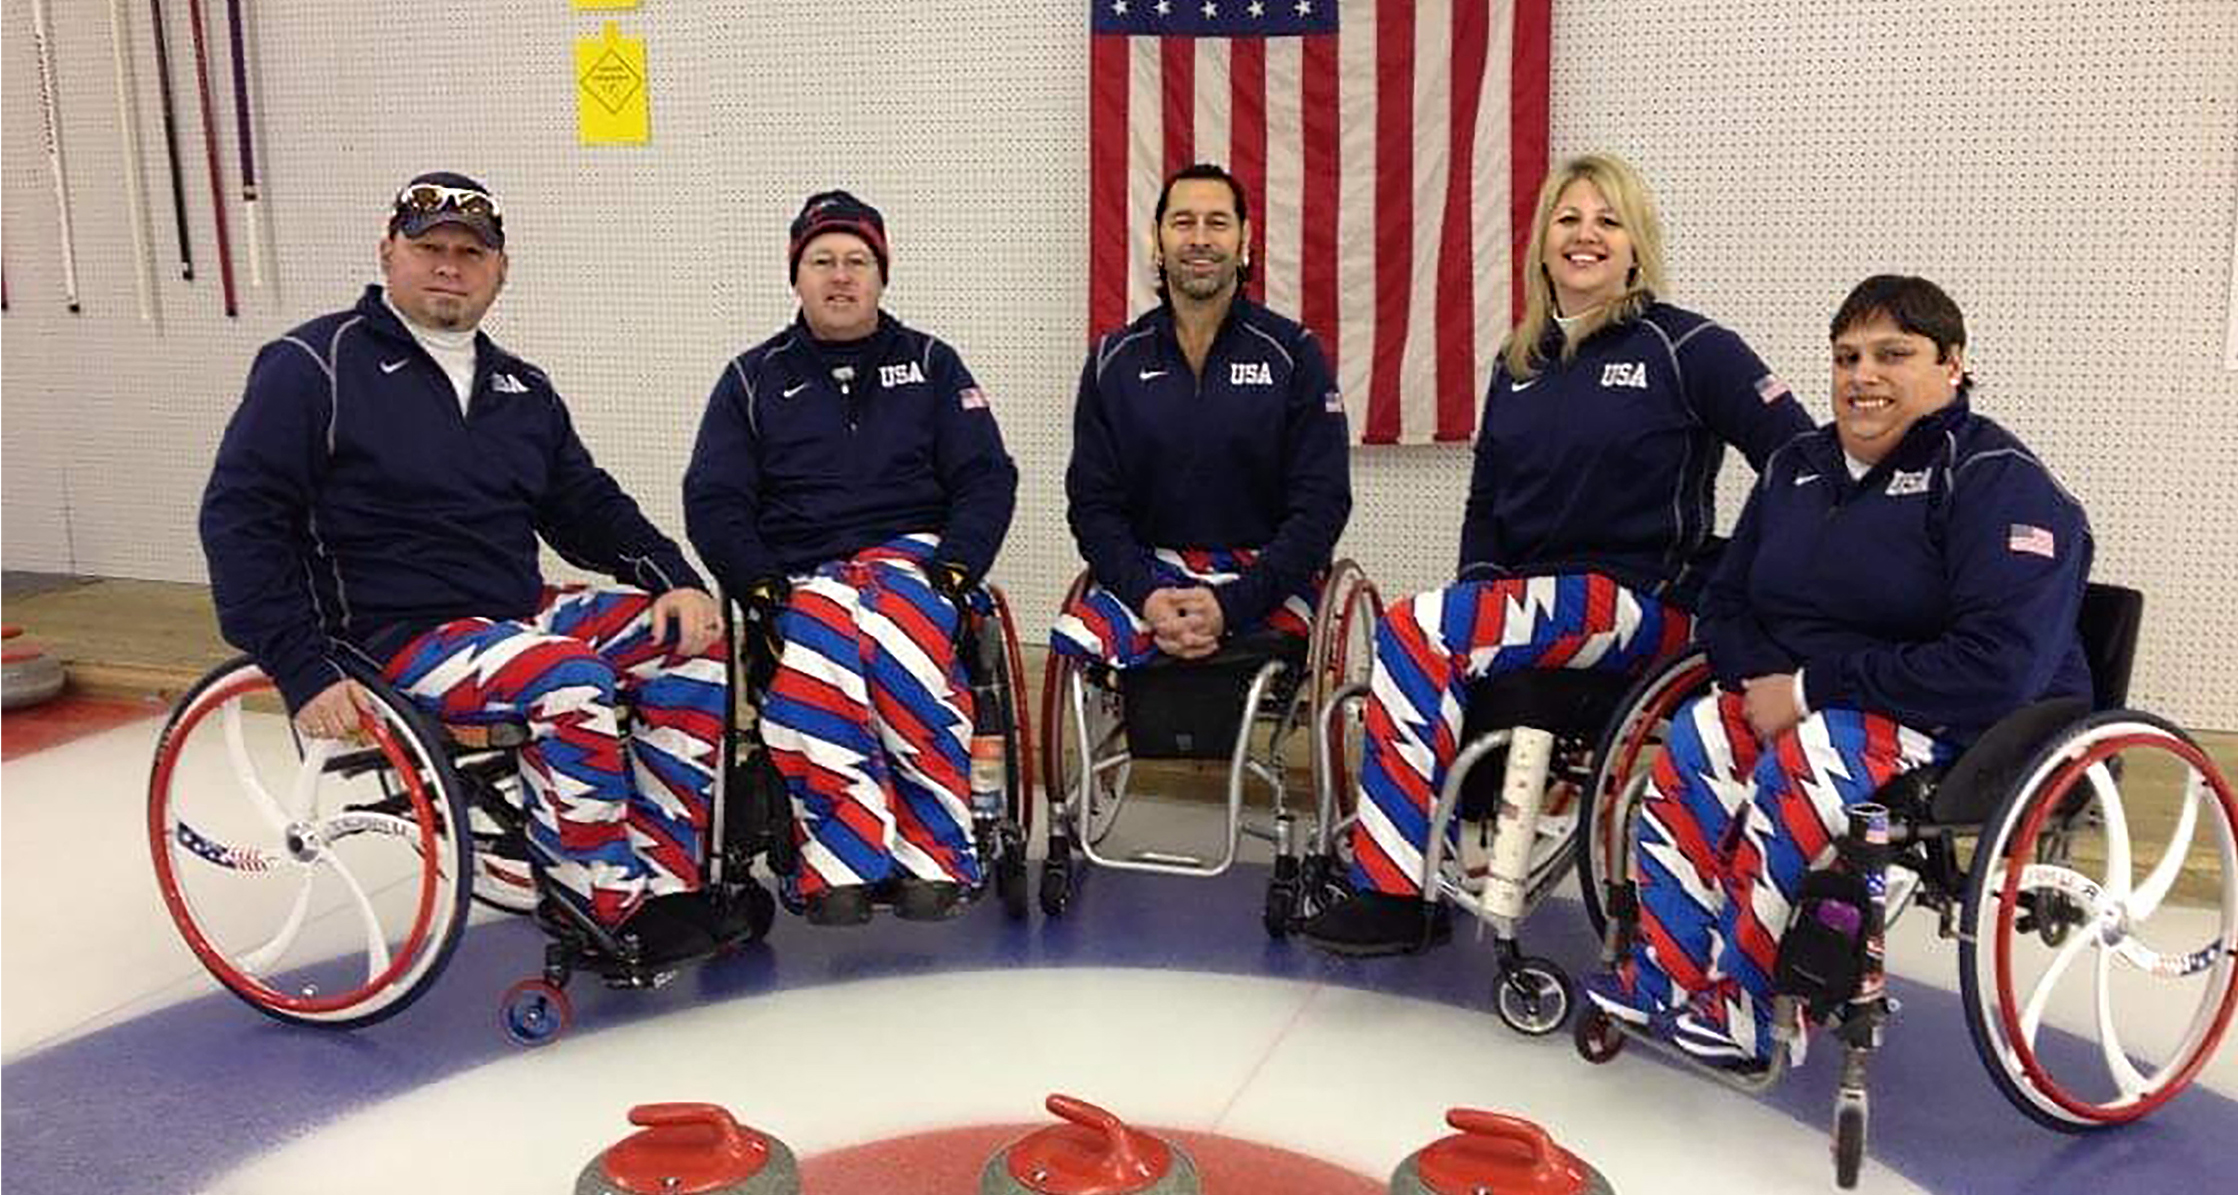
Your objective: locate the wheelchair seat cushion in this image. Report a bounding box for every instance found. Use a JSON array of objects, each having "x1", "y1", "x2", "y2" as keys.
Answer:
[
  {"x1": 1118, "y1": 632, "x2": 1307, "y2": 761},
  {"x1": 1461, "y1": 668, "x2": 1638, "y2": 742},
  {"x1": 1131, "y1": 628, "x2": 1307, "y2": 674},
  {"x1": 1924, "y1": 697, "x2": 2090, "y2": 824}
]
